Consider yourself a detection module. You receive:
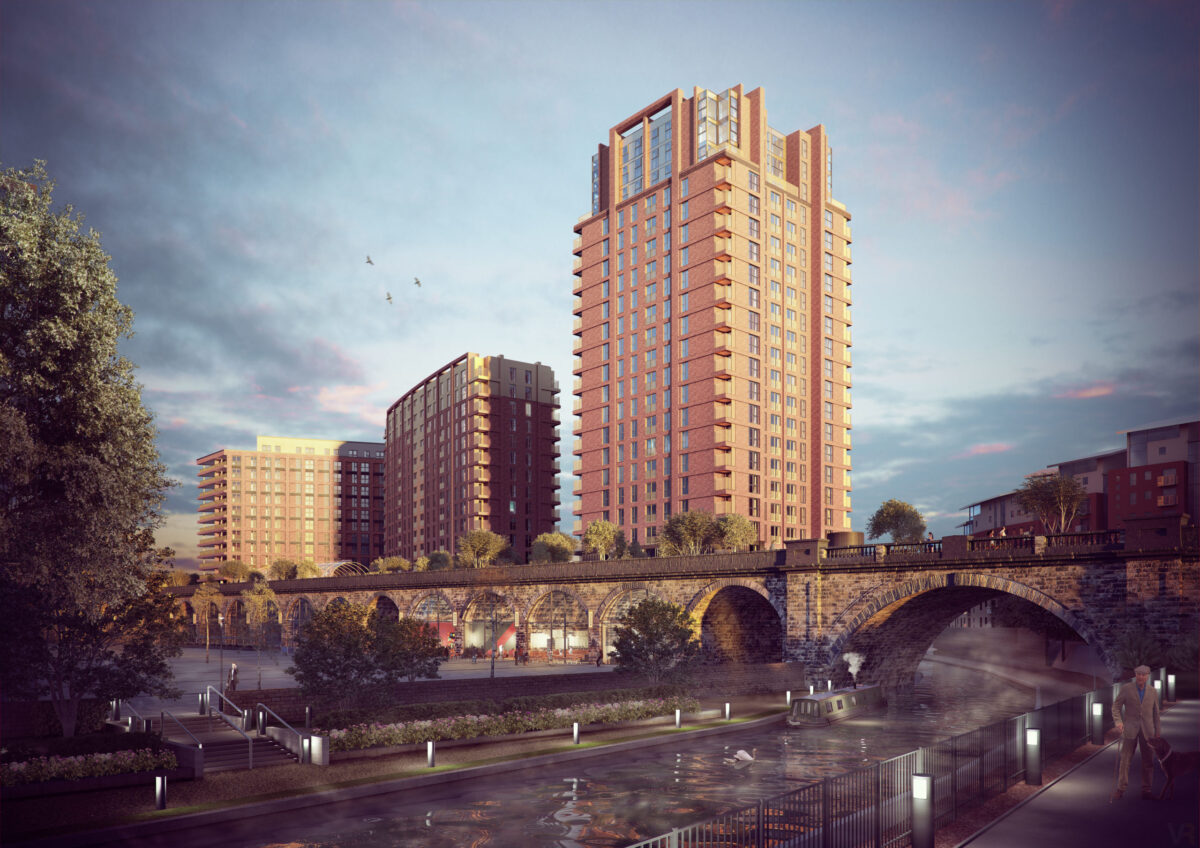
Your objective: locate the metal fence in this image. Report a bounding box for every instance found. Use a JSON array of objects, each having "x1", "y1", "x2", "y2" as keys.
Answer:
[{"x1": 626, "y1": 680, "x2": 1129, "y2": 848}]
